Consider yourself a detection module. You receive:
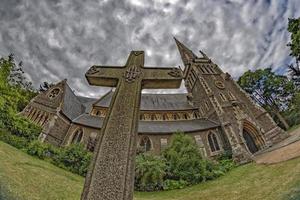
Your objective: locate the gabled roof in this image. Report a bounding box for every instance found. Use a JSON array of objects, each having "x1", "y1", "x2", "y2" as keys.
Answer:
[
  {"x1": 61, "y1": 83, "x2": 86, "y2": 120},
  {"x1": 72, "y1": 114, "x2": 220, "y2": 133},
  {"x1": 94, "y1": 91, "x2": 195, "y2": 111}
]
